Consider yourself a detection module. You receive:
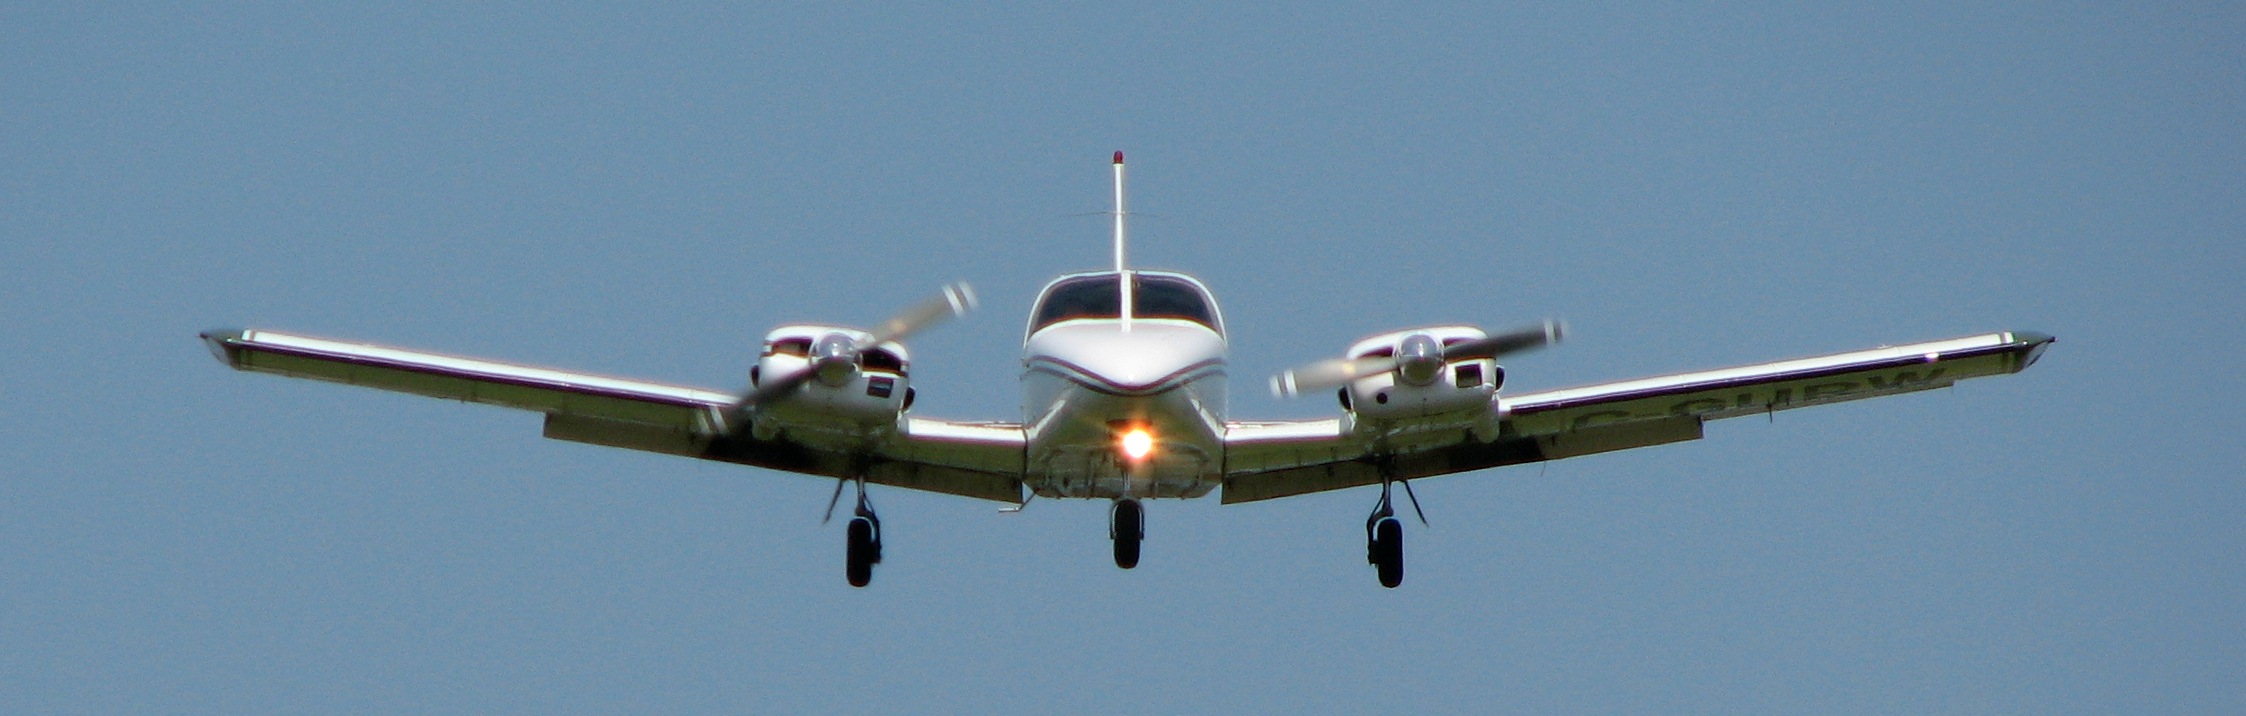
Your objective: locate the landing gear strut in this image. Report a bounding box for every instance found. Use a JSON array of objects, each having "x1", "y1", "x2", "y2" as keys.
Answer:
[
  {"x1": 1111, "y1": 498, "x2": 1144, "y2": 569},
  {"x1": 844, "y1": 480, "x2": 883, "y2": 587},
  {"x1": 1365, "y1": 478, "x2": 1423, "y2": 588}
]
